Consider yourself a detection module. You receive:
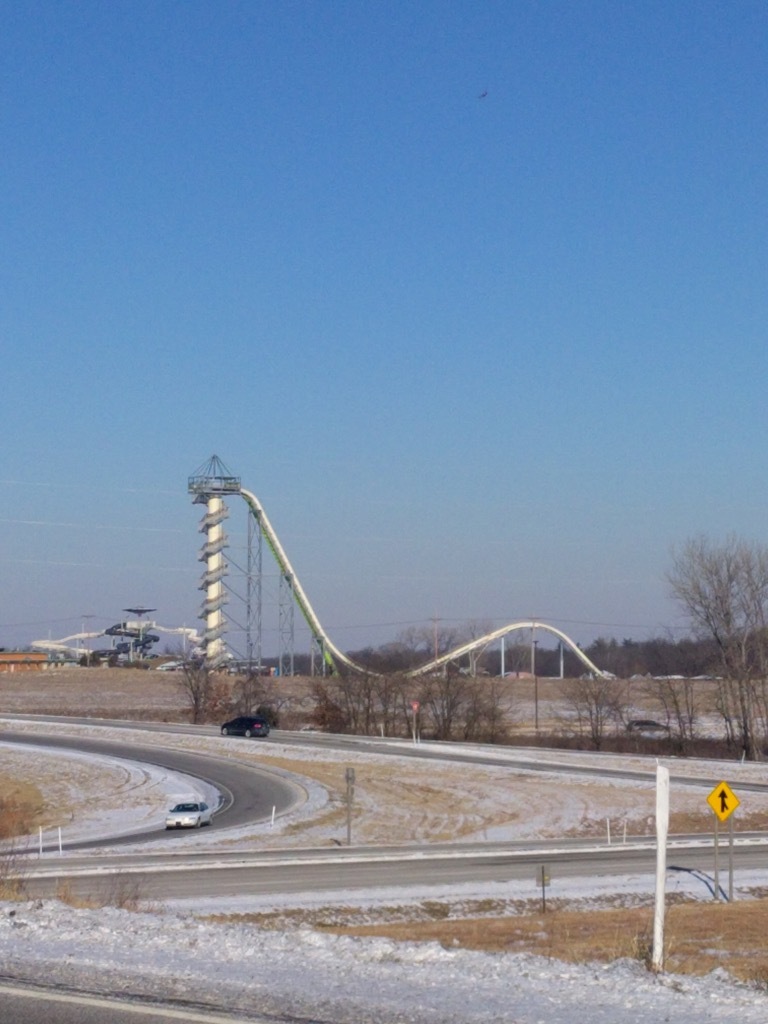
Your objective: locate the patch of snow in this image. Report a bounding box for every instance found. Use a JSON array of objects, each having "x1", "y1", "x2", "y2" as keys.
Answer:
[
  {"x1": 0, "y1": 741, "x2": 220, "y2": 844},
  {"x1": 2, "y1": 718, "x2": 768, "y2": 1022},
  {"x1": 1, "y1": 897, "x2": 767, "y2": 1024}
]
